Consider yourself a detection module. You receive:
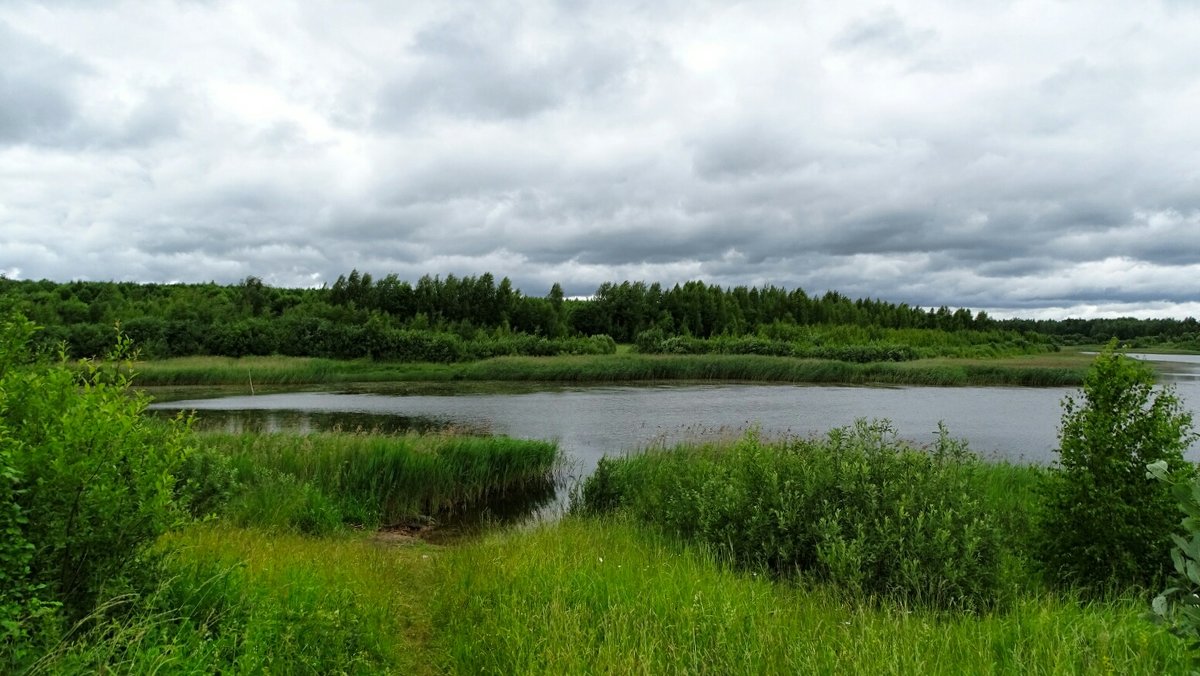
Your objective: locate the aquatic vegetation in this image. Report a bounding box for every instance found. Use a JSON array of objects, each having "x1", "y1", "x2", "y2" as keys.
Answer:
[{"x1": 189, "y1": 431, "x2": 562, "y2": 533}]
